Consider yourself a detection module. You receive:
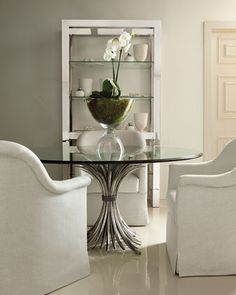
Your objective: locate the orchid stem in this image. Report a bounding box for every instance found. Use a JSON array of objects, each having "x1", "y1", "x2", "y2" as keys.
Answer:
[
  {"x1": 112, "y1": 59, "x2": 115, "y2": 81},
  {"x1": 115, "y1": 49, "x2": 122, "y2": 83}
]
